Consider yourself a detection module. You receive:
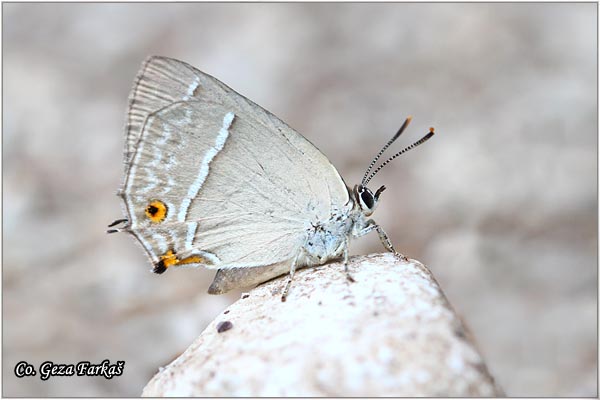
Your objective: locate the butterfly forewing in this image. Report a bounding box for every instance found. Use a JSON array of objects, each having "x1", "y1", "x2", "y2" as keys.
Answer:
[{"x1": 124, "y1": 56, "x2": 227, "y2": 170}]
